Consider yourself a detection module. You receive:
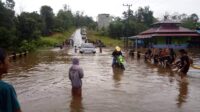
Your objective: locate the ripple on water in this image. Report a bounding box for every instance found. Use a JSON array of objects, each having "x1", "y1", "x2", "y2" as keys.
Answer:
[{"x1": 3, "y1": 48, "x2": 200, "y2": 112}]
